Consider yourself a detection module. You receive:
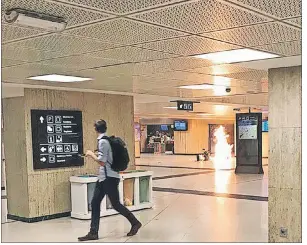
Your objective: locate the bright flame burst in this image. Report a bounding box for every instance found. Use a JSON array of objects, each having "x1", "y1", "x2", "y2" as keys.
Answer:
[{"x1": 210, "y1": 126, "x2": 233, "y2": 169}]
